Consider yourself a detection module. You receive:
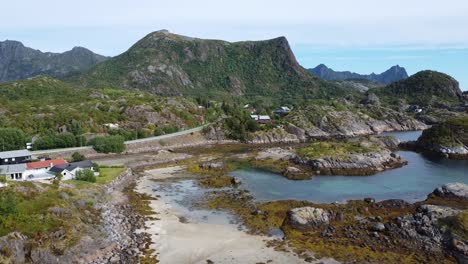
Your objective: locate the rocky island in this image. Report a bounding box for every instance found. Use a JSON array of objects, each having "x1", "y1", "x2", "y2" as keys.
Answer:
[{"x1": 402, "y1": 116, "x2": 468, "y2": 159}]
